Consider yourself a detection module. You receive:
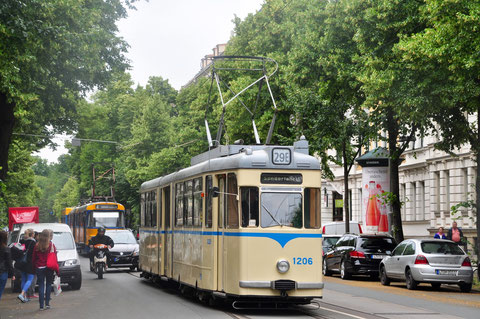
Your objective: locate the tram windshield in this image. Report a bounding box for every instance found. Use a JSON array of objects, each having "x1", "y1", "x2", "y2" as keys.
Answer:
[
  {"x1": 89, "y1": 211, "x2": 124, "y2": 228},
  {"x1": 261, "y1": 193, "x2": 302, "y2": 228}
]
